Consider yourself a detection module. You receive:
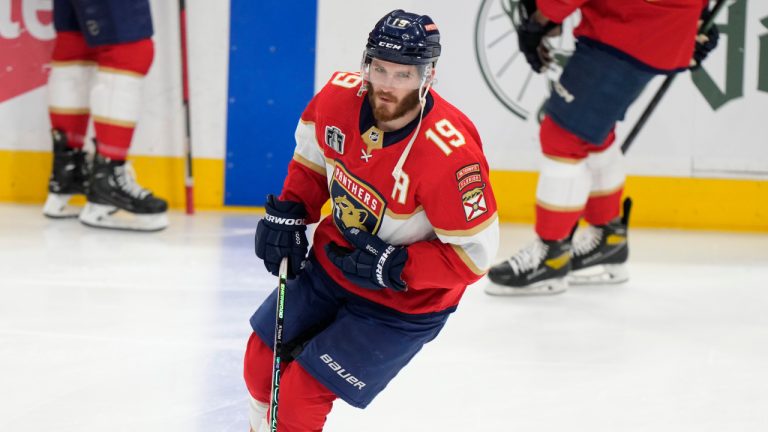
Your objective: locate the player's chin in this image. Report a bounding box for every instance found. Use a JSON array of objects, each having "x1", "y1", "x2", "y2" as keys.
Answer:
[{"x1": 373, "y1": 105, "x2": 397, "y2": 121}]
